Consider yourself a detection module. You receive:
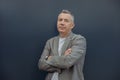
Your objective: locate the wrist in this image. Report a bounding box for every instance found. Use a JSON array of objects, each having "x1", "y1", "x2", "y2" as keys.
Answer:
[{"x1": 45, "y1": 56, "x2": 49, "y2": 60}]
